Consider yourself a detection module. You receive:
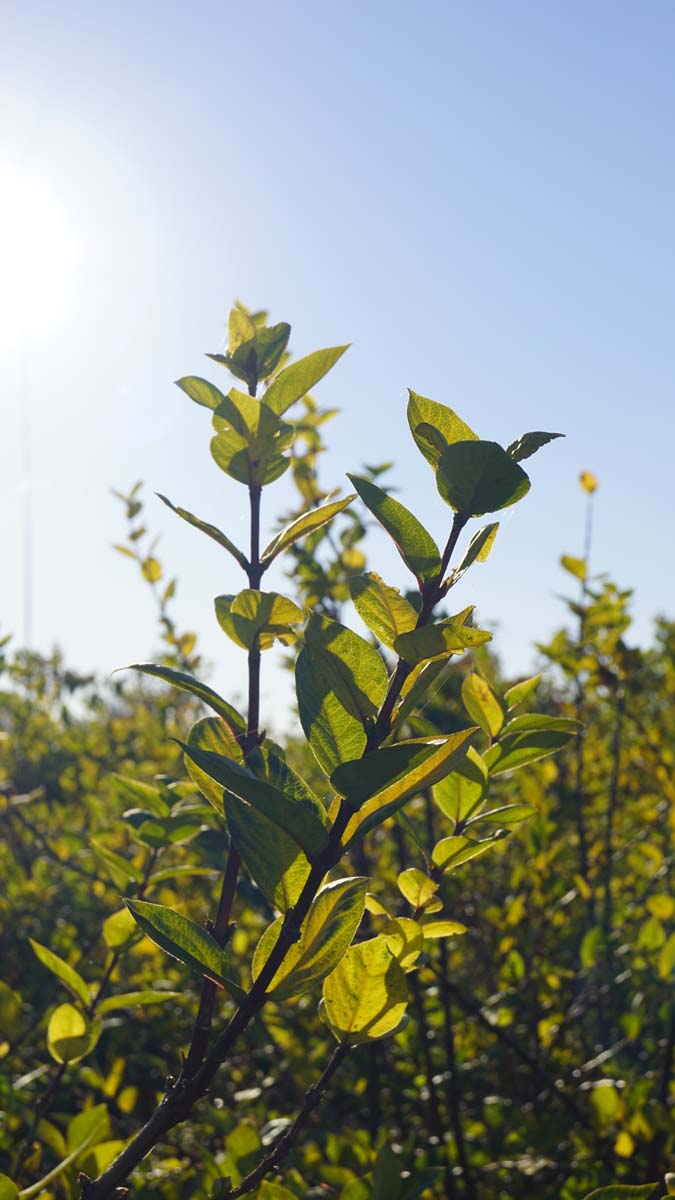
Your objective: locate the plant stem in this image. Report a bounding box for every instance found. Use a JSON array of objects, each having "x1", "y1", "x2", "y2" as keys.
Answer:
[
  {"x1": 81, "y1": 502, "x2": 468, "y2": 1198},
  {"x1": 182, "y1": 482, "x2": 262, "y2": 1079},
  {"x1": 228, "y1": 1044, "x2": 349, "y2": 1197}
]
